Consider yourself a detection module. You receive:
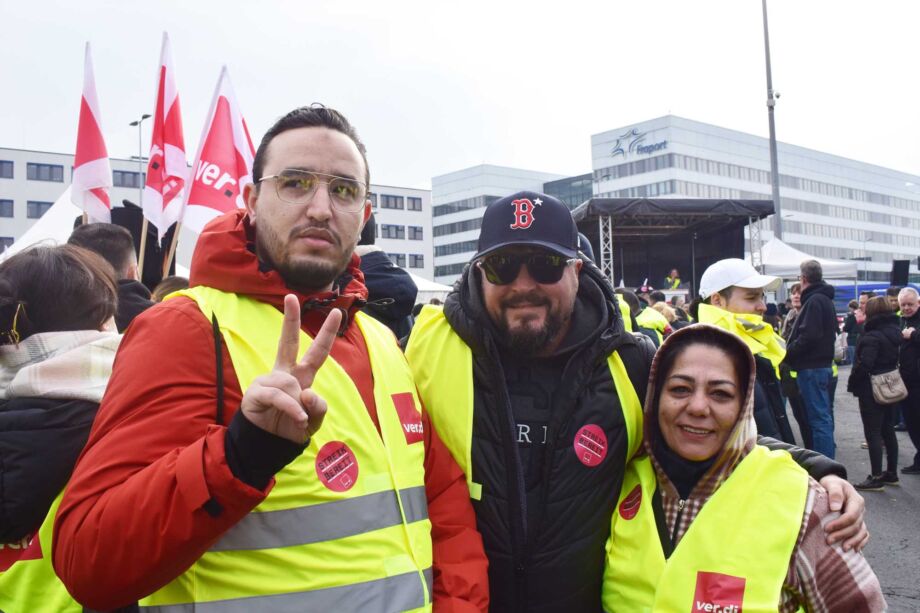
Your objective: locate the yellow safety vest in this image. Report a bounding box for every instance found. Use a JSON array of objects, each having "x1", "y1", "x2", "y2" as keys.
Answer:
[
  {"x1": 665, "y1": 276, "x2": 681, "y2": 289},
  {"x1": 142, "y1": 286, "x2": 433, "y2": 612},
  {"x1": 0, "y1": 494, "x2": 80, "y2": 613},
  {"x1": 636, "y1": 307, "x2": 668, "y2": 343},
  {"x1": 404, "y1": 305, "x2": 644, "y2": 501},
  {"x1": 698, "y1": 304, "x2": 786, "y2": 376},
  {"x1": 617, "y1": 300, "x2": 633, "y2": 333},
  {"x1": 603, "y1": 445, "x2": 808, "y2": 613}
]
